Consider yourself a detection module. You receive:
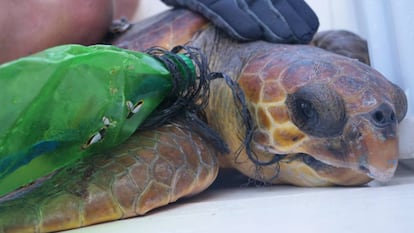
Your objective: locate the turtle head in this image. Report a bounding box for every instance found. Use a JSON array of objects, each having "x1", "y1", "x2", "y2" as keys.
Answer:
[{"x1": 237, "y1": 45, "x2": 407, "y2": 186}]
